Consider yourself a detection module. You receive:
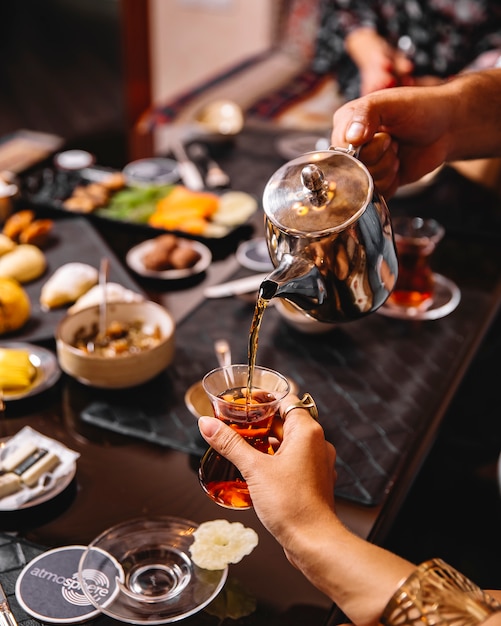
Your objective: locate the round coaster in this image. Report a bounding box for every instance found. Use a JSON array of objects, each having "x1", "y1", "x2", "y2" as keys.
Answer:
[{"x1": 16, "y1": 545, "x2": 123, "y2": 623}]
